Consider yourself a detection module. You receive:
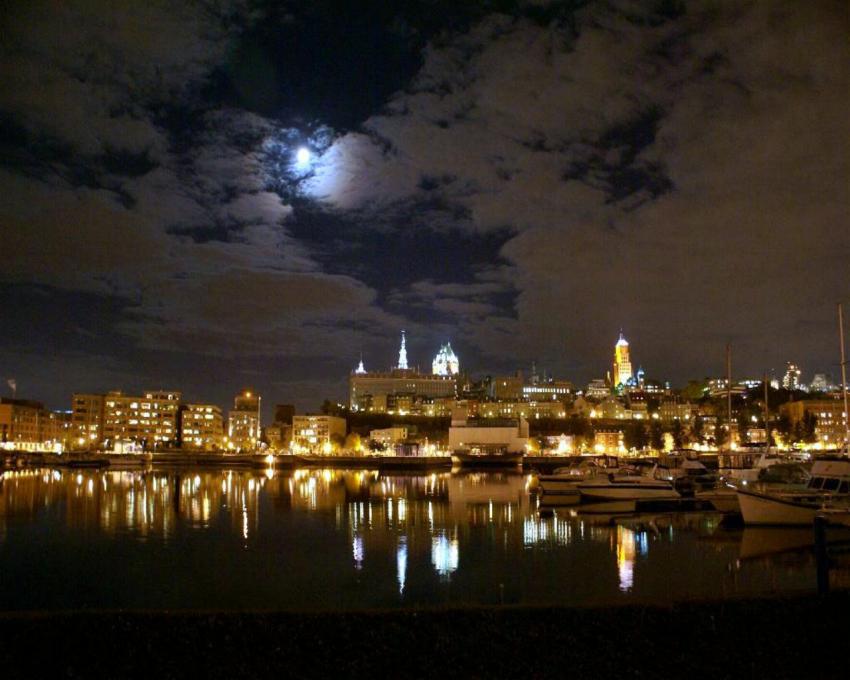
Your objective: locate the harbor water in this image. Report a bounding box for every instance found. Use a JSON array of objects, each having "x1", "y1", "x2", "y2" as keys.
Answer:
[{"x1": 1, "y1": 467, "x2": 847, "y2": 611}]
